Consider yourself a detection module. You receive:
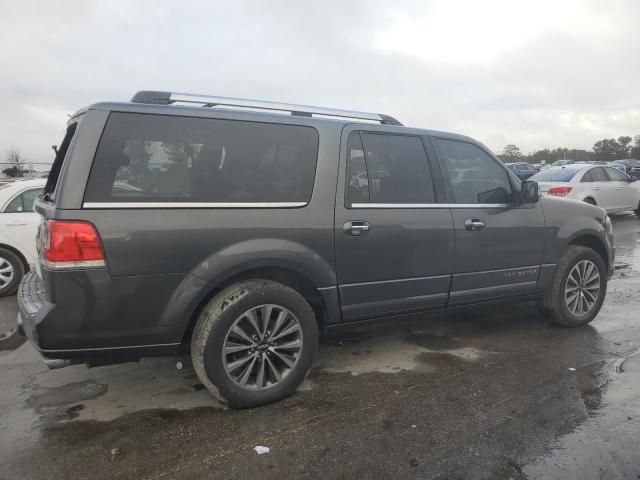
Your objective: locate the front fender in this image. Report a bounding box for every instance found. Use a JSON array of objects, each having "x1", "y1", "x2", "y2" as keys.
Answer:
[{"x1": 540, "y1": 197, "x2": 610, "y2": 265}]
